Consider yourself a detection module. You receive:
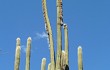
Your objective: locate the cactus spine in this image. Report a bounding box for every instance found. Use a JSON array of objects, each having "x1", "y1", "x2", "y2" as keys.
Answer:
[
  {"x1": 56, "y1": 0, "x2": 63, "y2": 69},
  {"x1": 25, "y1": 37, "x2": 32, "y2": 70},
  {"x1": 64, "y1": 24, "x2": 69, "y2": 65},
  {"x1": 41, "y1": 58, "x2": 46, "y2": 70},
  {"x1": 78, "y1": 46, "x2": 83, "y2": 70},
  {"x1": 42, "y1": 0, "x2": 55, "y2": 70},
  {"x1": 14, "y1": 38, "x2": 21, "y2": 70}
]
